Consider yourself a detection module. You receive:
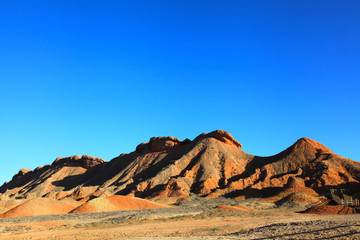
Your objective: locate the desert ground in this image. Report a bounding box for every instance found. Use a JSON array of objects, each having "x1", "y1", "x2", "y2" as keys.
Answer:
[{"x1": 0, "y1": 197, "x2": 359, "y2": 240}]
